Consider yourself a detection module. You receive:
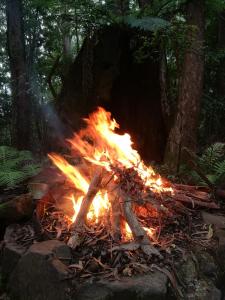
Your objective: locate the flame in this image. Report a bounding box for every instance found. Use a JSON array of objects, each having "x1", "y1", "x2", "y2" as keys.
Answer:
[
  {"x1": 123, "y1": 222, "x2": 155, "y2": 241},
  {"x1": 48, "y1": 107, "x2": 173, "y2": 238}
]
